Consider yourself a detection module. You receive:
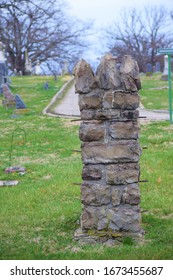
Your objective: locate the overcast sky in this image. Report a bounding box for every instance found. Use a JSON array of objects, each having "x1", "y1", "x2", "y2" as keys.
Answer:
[
  {"x1": 66, "y1": 0, "x2": 173, "y2": 63},
  {"x1": 66, "y1": 0, "x2": 172, "y2": 26}
]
